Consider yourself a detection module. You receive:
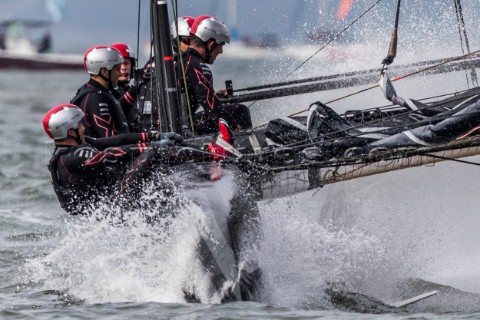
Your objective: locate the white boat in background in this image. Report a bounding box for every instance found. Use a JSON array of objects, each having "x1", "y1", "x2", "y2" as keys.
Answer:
[
  {"x1": 0, "y1": 50, "x2": 84, "y2": 71},
  {"x1": 0, "y1": 16, "x2": 83, "y2": 71}
]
